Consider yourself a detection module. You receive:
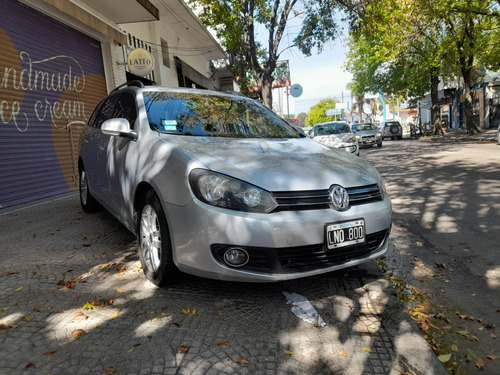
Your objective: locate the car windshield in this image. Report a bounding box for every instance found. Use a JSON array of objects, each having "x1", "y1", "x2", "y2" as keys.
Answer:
[
  {"x1": 143, "y1": 91, "x2": 300, "y2": 138},
  {"x1": 313, "y1": 122, "x2": 351, "y2": 136},
  {"x1": 352, "y1": 123, "x2": 376, "y2": 131}
]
